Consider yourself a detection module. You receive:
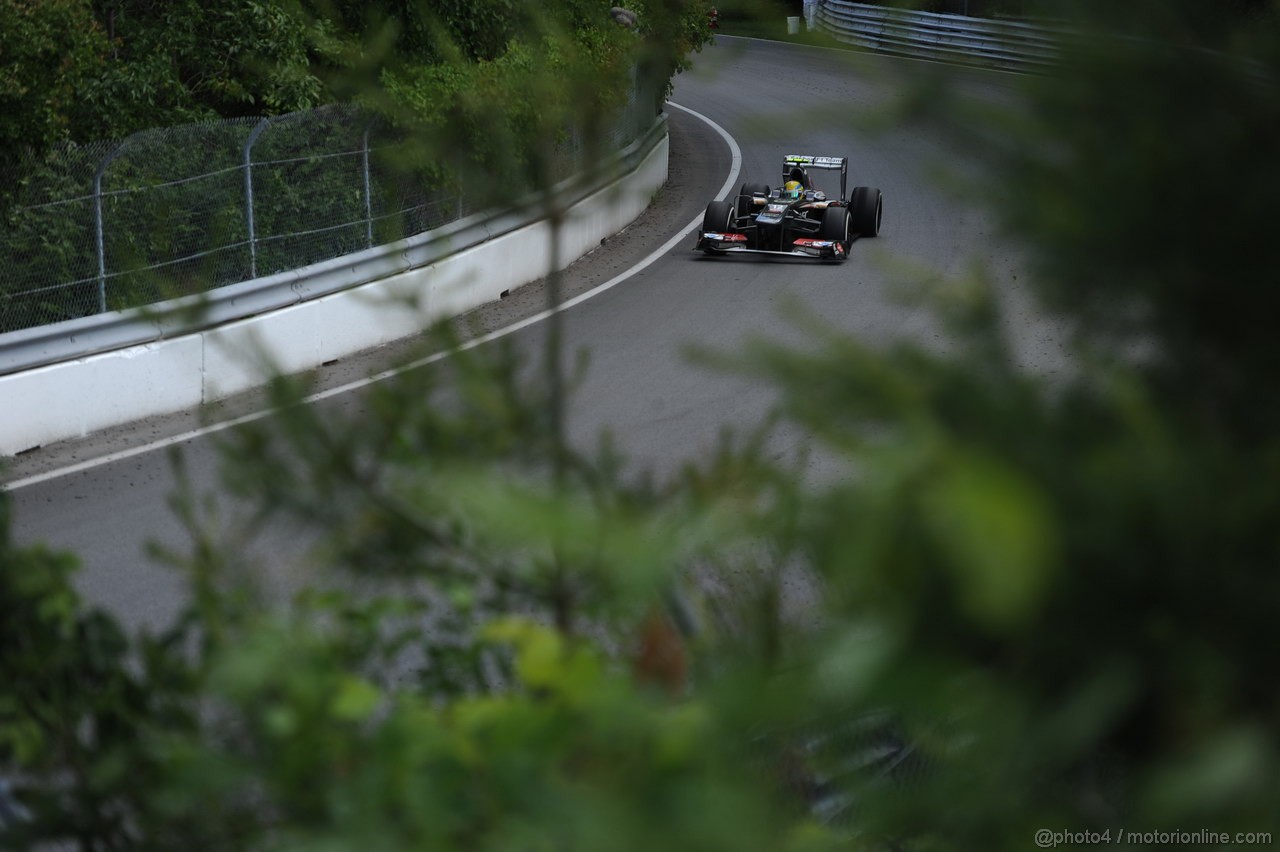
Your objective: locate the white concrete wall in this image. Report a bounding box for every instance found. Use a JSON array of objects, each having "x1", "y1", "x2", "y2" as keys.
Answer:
[{"x1": 1, "y1": 133, "x2": 668, "y2": 456}]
